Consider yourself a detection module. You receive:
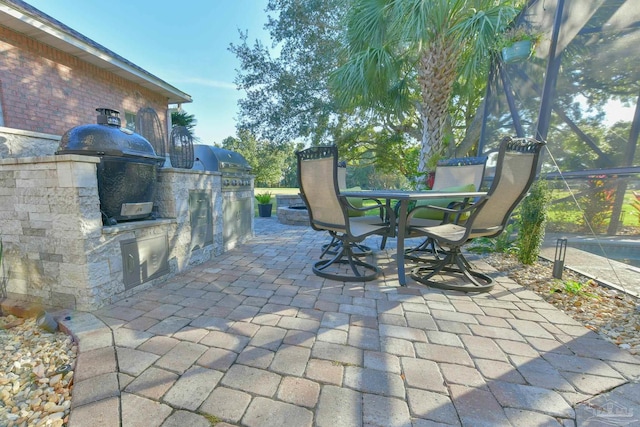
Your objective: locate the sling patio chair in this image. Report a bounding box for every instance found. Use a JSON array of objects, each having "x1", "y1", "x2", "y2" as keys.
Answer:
[
  {"x1": 409, "y1": 136, "x2": 546, "y2": 293},
  {"x1": 403, "y1": 155, "x2": 488, "y2": 261},
  {"x1": 320, "y1": 162, "x2": 388, "y2": 256},
  {"x1": 297, "y1": 146, "x2": 395, "y2": 281}
]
